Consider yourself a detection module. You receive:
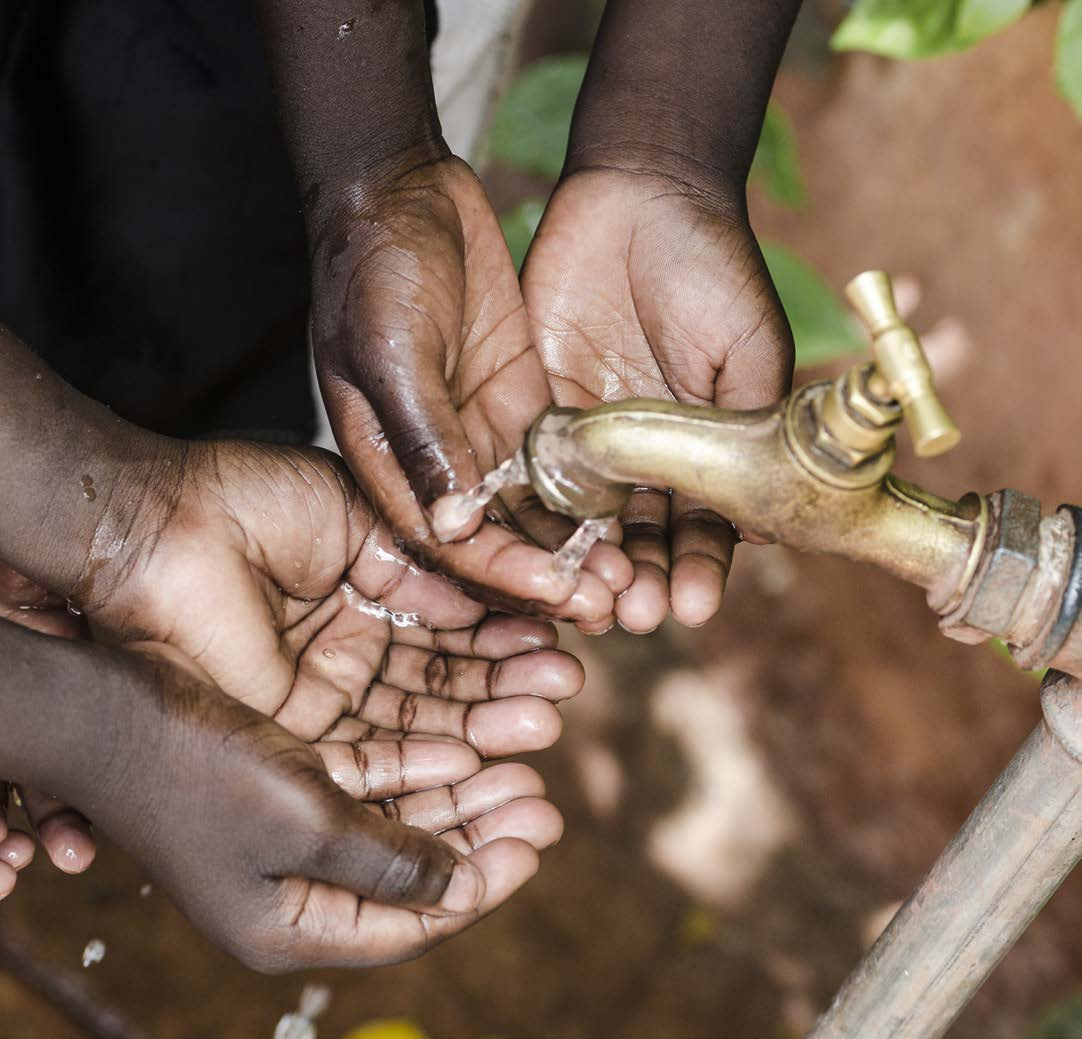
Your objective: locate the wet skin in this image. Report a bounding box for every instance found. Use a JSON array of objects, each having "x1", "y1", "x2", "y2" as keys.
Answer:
[
  {"x1": 259, "y1": 0, "x2": 800, "y2": 632},
  {"x1": 0, "y1": 623, "x2": 560, "y2": 969},
  {"x1": 522, "y1": 0, "x2": 800, "y2": 633},
  {"x1": 259, "y1": 0, "x2": 632, "y2": 633},
  {"x1": 0, "y1": 335, "x2": 579, "y2": 944}
]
